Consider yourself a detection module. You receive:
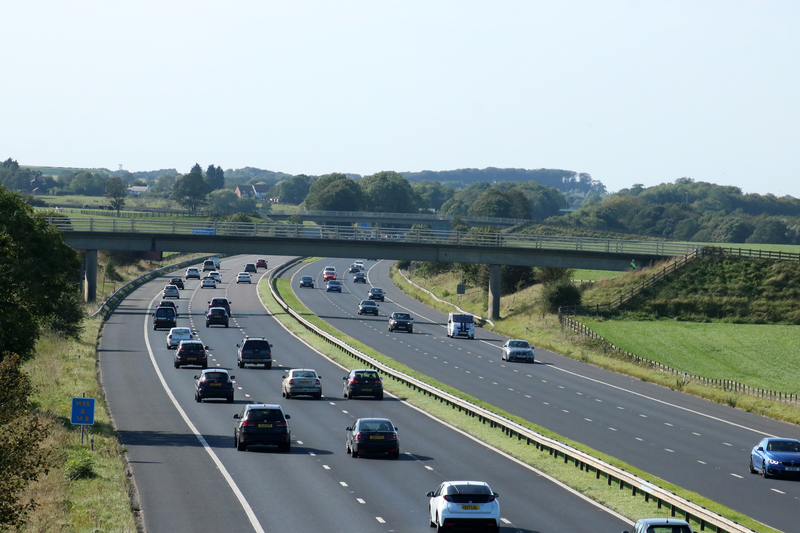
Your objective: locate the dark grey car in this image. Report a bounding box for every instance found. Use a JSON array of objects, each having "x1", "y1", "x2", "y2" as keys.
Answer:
[{"x1": 233, "y1": 404, "x2": 291, "y2": 452}]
